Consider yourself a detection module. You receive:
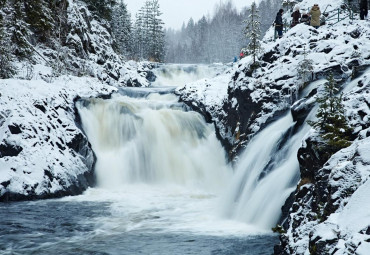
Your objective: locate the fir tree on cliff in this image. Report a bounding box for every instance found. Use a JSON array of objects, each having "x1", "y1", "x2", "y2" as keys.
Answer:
[
  {"x1": 83, "y1": 0, "x2": 117, "y2": 21},
  {"x1": 308, "y1": 73, "x2": 353, "y2": 154},
  {"x1": 243, "y1": 1, "x2": 261, "y2": 68},
  {"x1": 297, "y1": 46, "x2": 314, "y2": 87}
]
